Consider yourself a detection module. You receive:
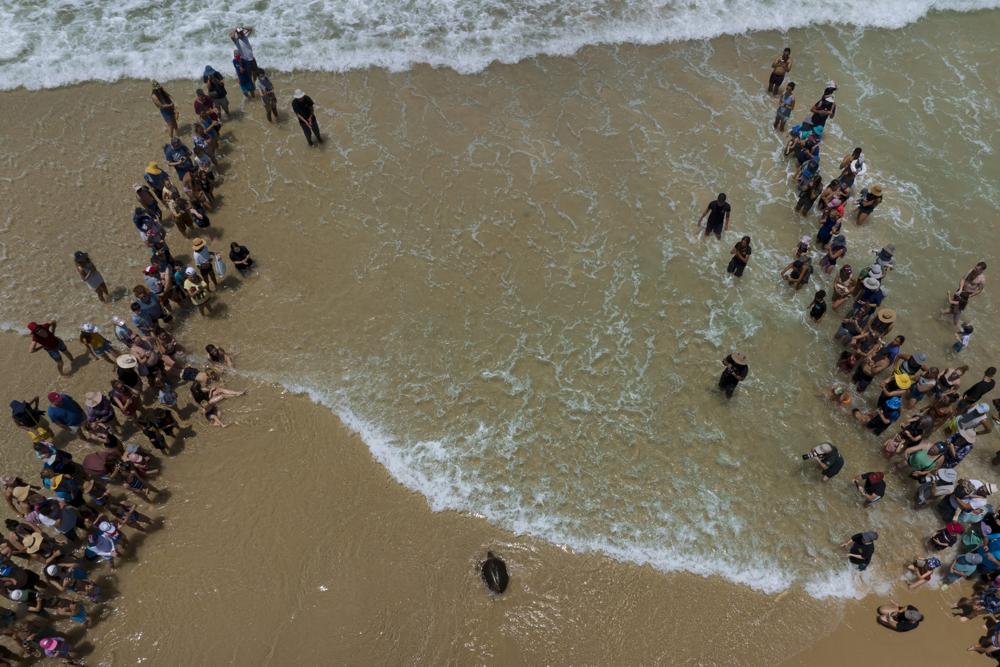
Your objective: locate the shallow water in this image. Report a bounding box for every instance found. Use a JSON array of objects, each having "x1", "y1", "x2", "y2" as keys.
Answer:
[{"x1": 2, "y1": 6, "x2": 1000, "y2": 615}]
